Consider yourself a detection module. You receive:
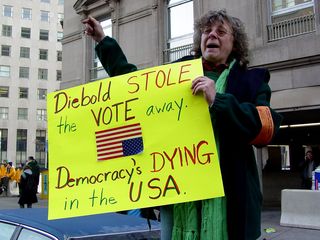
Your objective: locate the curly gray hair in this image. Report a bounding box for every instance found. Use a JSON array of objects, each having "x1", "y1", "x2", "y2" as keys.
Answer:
[{"x1": 192, "y1": 9, "x2": 249, "y2": 67}]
